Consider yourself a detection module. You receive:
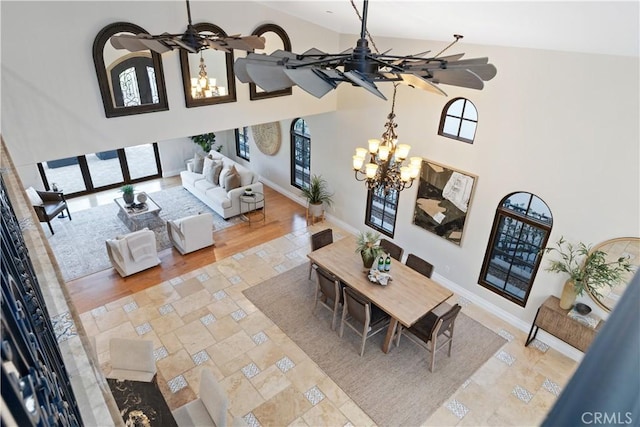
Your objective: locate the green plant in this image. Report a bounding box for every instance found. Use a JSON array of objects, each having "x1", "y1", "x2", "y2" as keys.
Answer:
[
  {"x1": 543, "y1": 236, "x2": 633, "y2": 298},
  {"x1": 355, "y1": 231, "x2": 384, "y2": 261},
  {"x1": 300, "y1": 175, "x2": 334, "y2": 206},
  {"x1": 120, "y1": 184, "x2": 134, "y2": 195},
  {"x1": 190, "y1": 132, "x2": 221, "y2": 152}
]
